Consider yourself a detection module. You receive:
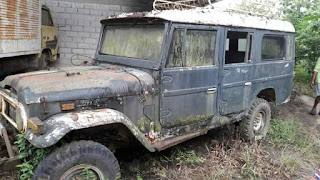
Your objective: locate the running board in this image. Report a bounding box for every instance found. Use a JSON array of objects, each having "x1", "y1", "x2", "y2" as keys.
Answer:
[{"x1": 153, "y1": 130, "x2": 208, "y2": 151}]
